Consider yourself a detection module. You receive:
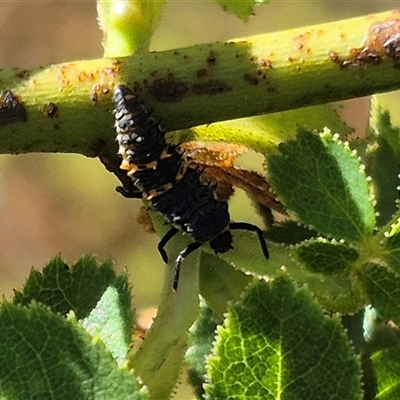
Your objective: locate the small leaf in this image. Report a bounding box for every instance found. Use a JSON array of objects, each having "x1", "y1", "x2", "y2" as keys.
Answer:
[
  {"x1": 362, "y1": 320, "x2": 400, "y2": 399},
  {"x1": 296, "y1": 239, "x2": 359, "y2": 275},
  {"x1": 372, "y1": 345, "x2": 400, "y2": 399},
  {"x1": 0, "y1": 302, "x2": 147, "y2": 400},
  {"x1": 216, "y1": 236, "x2": 364, "y2": 314},
  {"x1": 365, "y1": 99, "x2": 400, "y2": 226},
  {"x1": 14, "y1": 255, "x2": 123, "y2": 319},
  {"x1": 370, "y1": 97, "x2": 400, "y2": 154},
  {"x1": 205, "y1": 277, "x2": 361, "y2": 399},
  {"x1": 361, "y1": 264, "x2": 400, "y2": 324},
  {"x1": 212, "y1": 0, "x2": 269, "y2": 21},
  {"x1": 306, "y1": 275, "x2": 365, "y2": 315},
  {"x1": 82, "y1": 283, "x2": 132, "y2": 367},
  {"x1": 13, "y1": 256, "x2": 134, "y2": 365},
  {"x1": 382, "y1": 215, "x2": 400, "y2": 274},
  {"x1": 365, "y1": 136, "x2": 400, "y2": 227},
  {"x1": 265, "y1": 220, "x2": 318, "y2": 245},
  {"x1": 267, "y1": 128, "x2": 375, "y2": 242}
]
